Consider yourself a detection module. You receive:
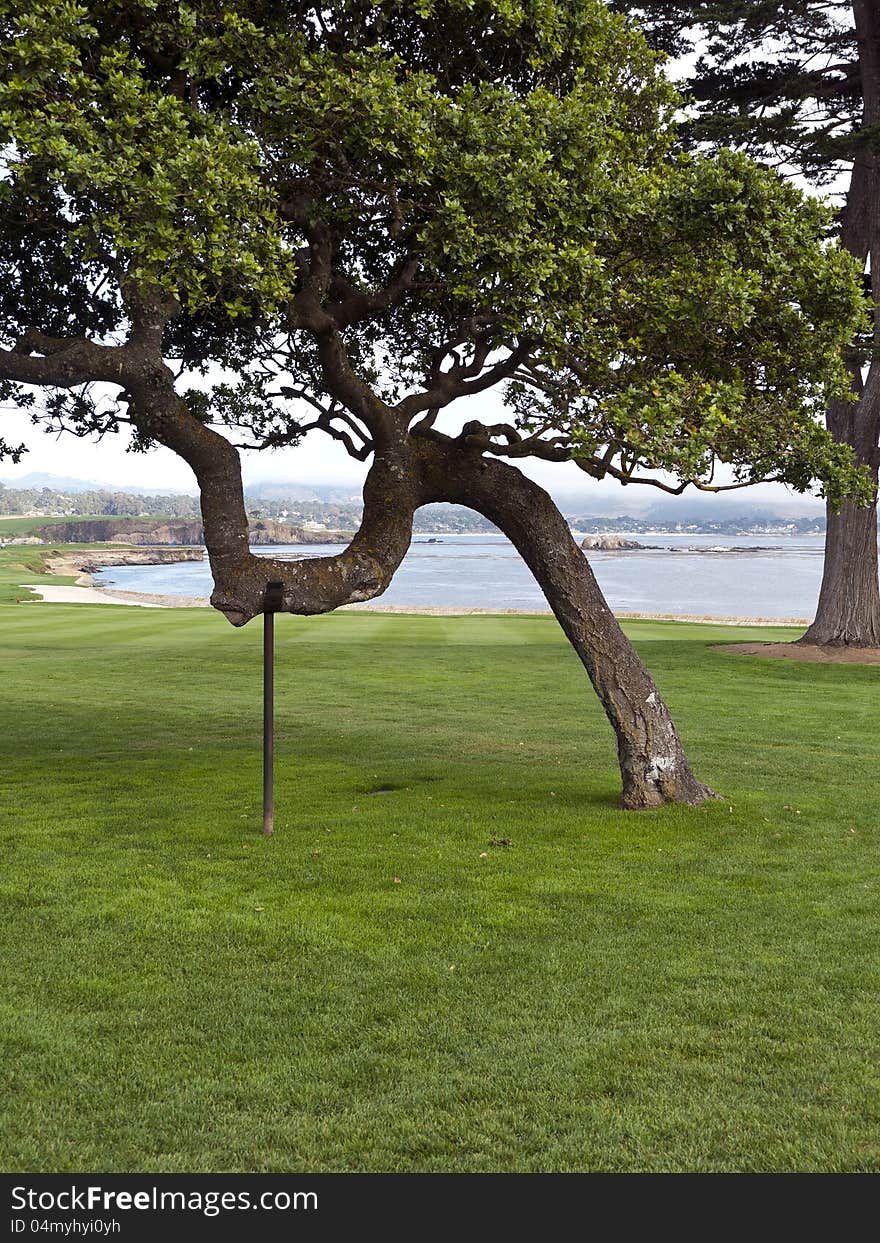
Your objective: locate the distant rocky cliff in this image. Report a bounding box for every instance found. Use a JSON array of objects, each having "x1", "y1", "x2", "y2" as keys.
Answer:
[
  {"x1": 34, "y1": 518, "x2": 350, "y2": 546},
  {"x1": 247, "y1": 519, "x2": 349, "y2": 545}
]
